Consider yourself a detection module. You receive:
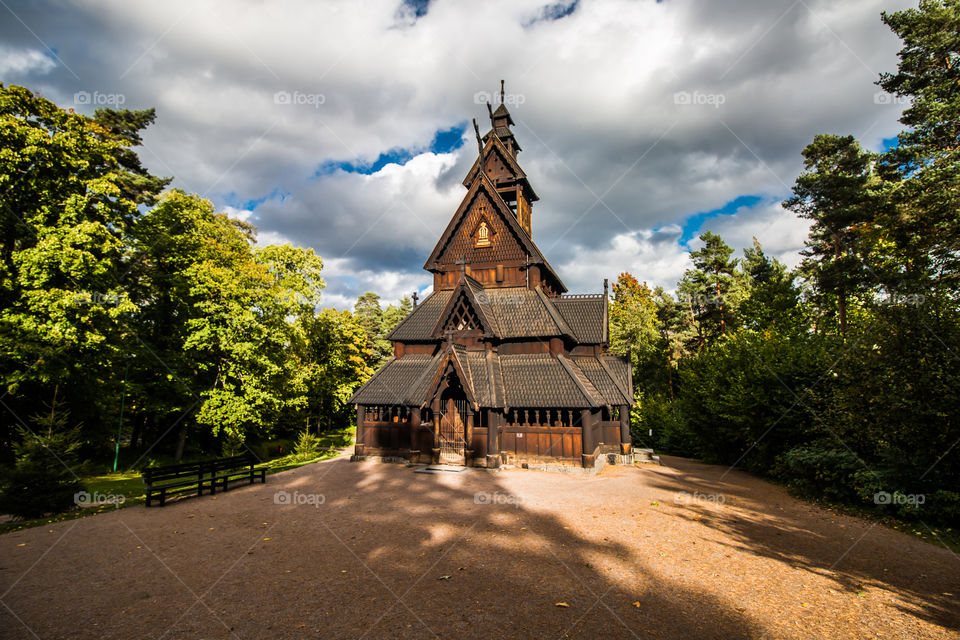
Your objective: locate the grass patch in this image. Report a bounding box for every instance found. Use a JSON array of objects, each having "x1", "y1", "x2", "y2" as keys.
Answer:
[{"x1": 0, "y1": 426, "x2": 355, "y2": 535}]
